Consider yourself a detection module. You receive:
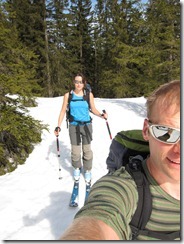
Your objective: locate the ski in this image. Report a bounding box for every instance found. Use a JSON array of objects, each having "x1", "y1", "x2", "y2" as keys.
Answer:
[
  {"x1": 84, "y1": 183, "x2": 91, "y2": 204},
  {"x1": 69, "y1": 181, "x2": 79, "y2": 207}
]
